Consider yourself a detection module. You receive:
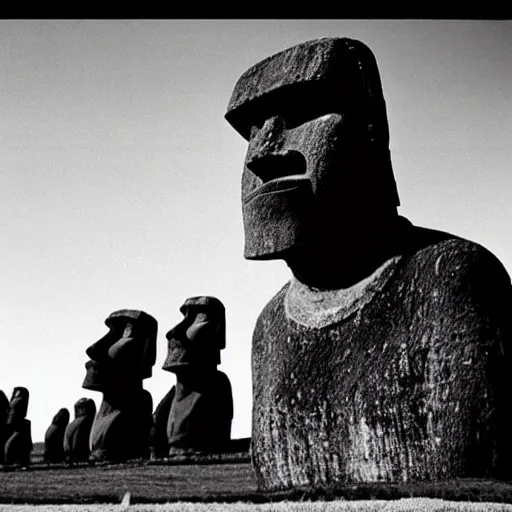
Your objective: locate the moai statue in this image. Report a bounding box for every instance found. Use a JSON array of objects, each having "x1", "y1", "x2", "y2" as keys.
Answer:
[
  {"x1": 0, "y1": 390, "x2": 9, "y2": 464},
  {"x1": 63, "y1": 398, "x2": 97, "y2": 462},
  {"x1": 225, "y1": 37, "x2": 512, "y2": 490},
  {"x1": 4, "y1": 387, "x2": 33, "y2": 466},
  {"x1": 82, "y1": 309, "x2": 157, "y2": 462},
  {"x1": 43, "y1": 408, "x2": 70, "y2": 463},
  {"x1": 151, "y1": 296, "x2": 233, "y2": 457}
]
